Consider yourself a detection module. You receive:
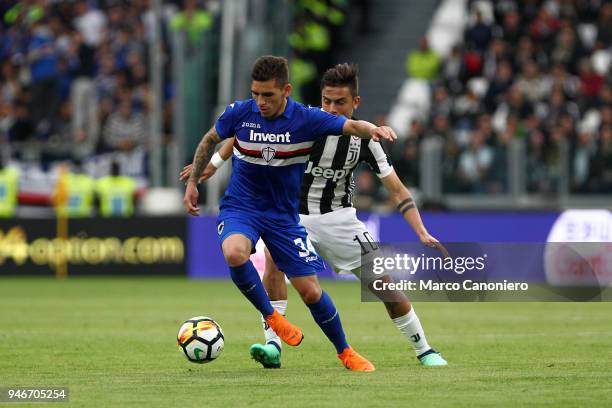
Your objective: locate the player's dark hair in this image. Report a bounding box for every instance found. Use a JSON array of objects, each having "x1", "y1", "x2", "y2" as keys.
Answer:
[
  {"x1": 321, "y1": 63, "x2": 359, "y2": 97},
  {"x1": 251, "y1": 56, "x2": 289, "y2": 87}
]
